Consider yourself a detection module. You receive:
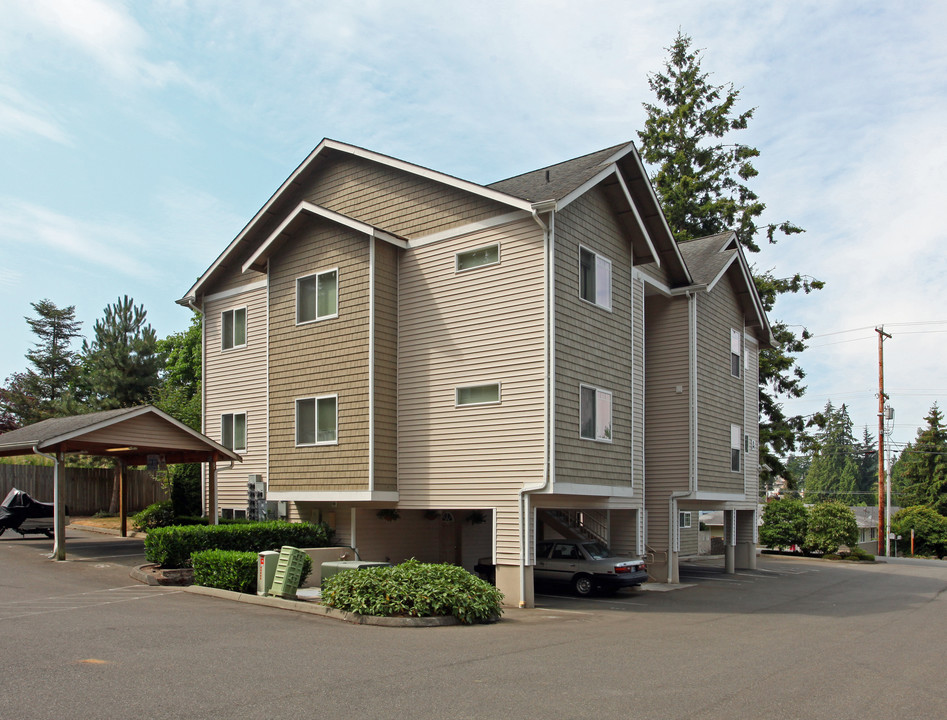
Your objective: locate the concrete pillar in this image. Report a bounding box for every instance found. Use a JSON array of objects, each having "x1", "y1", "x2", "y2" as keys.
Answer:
[
  {"x1": 724, "y1": 545, "x2": 735, "y2": 574},
  {"x1": 496, "y1": 563, "x2": 533, "y2": 608},
  {"x1": 735, "y1": 508, "x2": 758, "y2": 570},
  {"x1": 724, "y1": 509, "x2": 736, "y2": 574},
  {"x1": 52, "y1": 451, "x2": 66, "y2": 561}
]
